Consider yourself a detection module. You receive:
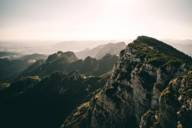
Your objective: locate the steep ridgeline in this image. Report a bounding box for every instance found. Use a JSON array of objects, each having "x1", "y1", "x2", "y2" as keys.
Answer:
[
  {"x1": 23, "y1": 51, "x2": 118, "y2": 77},
  {"x1": 62, "y1": 36, "x2": 192, "y2": 128},
  {"x1": 0, "y1": 72, "x2": 106, "y2": 128}
]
